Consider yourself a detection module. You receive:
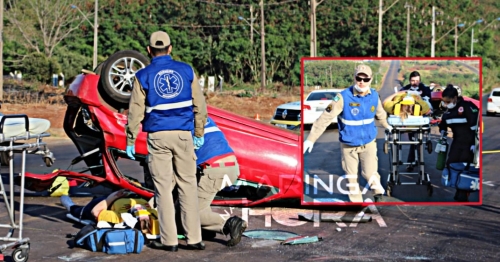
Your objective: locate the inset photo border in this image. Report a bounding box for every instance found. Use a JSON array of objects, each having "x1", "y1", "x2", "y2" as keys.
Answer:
[{"x1": 300, "y1": 57, "x2": 482, "y2": 206}]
